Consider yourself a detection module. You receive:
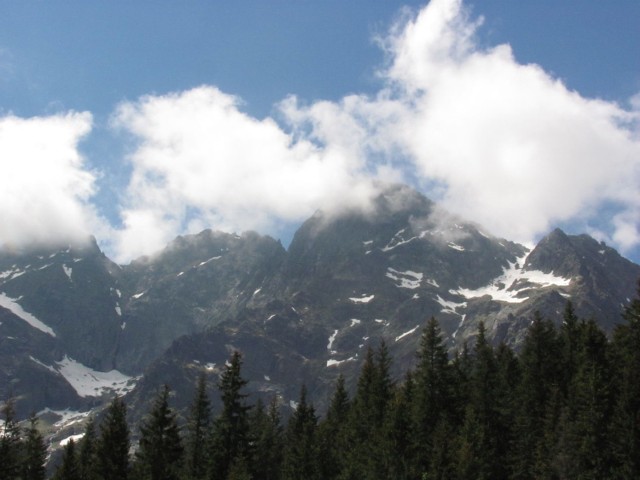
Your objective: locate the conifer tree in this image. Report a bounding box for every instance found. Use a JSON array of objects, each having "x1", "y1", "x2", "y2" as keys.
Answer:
[
  {"x1": 511, "y1": 312, "x2": 561, "y2": 479},
  {"x1": 560, "y1": 320, "x2": 612, "y2": 478},
  {"x1": 207, "y1": 351, "x2": 252, "y2": 480},
  {"x1": 249, "y1": 397, "x2": 283, "y2": 480},
  {"x1": 21, "y1": 413, "x2": 47, "y2": 480},
  {"x1": 382, "y1": 371, "x2": 418, "y2": 480},
  {"x1": 610, "y1": 280, "x2": 640, "y2": 478},
  {"x1": 412, "y1": 317, "x2": 453, "y2": 474},
  {"x1": 341, "y1": 343, "x2": 393, "y2": 479},
  {"x1": 184, "y1": 374, "x2": 211, "y2": 480},
  {"x1": 134, "y1": 385, "x2": 183, "y2": 480},
  {"x1": 282, "y1": 385, "x2": 319, "y2": 480},
  {"x1": 0, "y1": 398, "x2": 22, "y2": 480},
  {"x1": 96, "y1": 396, "x2": 130, "y2": 480},
  {"x1": 54, "y1": 439, "x2": 81, "y2": 480},
  {"x1": 78, "y1": 417, "x2": 98, "y2": 480},
  {"x1": 317, "y1": 375, "x2": 350, "y2": 480}
]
